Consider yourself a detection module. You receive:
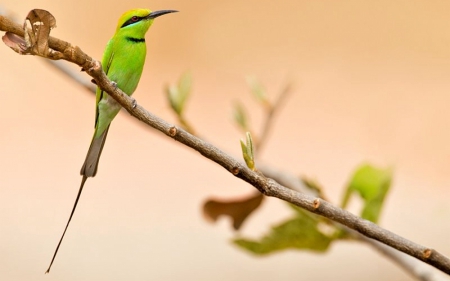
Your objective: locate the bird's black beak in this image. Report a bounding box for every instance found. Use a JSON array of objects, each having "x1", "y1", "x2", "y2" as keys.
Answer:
[{"x1": 146, "y1": 10, "x2": 178, "y2": 20}]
